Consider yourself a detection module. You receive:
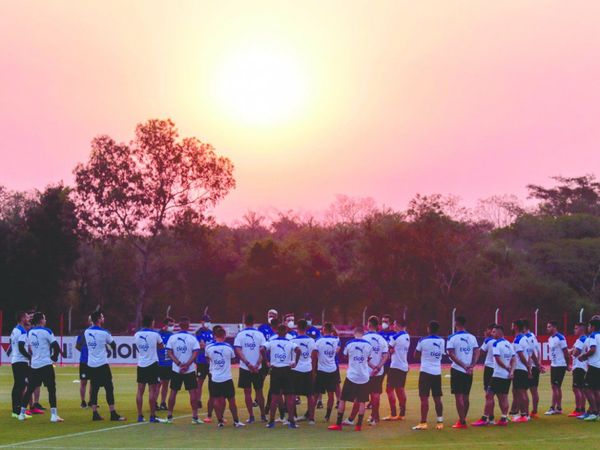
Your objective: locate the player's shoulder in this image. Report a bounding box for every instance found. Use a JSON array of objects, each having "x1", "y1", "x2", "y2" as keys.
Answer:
[
  {"x1": 578, "y1": 335, "x2": 588, "y2": 343},
  {"x1": 492, "y1": 338, "x2": 504, "y2": 347},
  {"x1": 555, "y1": 332, "x2": 566, "y2": 340}
]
